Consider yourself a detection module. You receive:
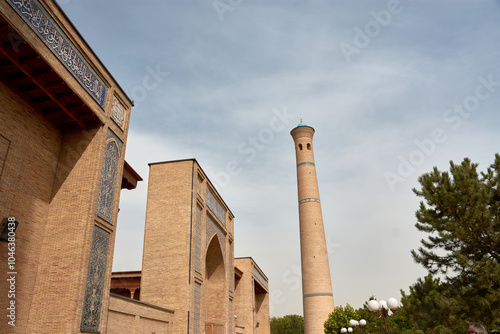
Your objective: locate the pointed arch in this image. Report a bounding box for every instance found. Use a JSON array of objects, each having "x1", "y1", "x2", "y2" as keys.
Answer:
[{"x1": 205, "y1": 234, "x2": 227, "y2": 329}]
